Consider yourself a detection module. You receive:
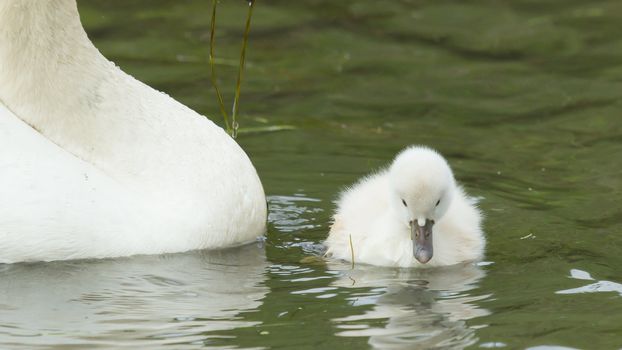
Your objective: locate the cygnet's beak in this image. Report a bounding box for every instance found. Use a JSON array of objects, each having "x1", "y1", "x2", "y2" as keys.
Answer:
[{"x1": 411, "y1": 219, "x2": 434, "y2": 264}]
